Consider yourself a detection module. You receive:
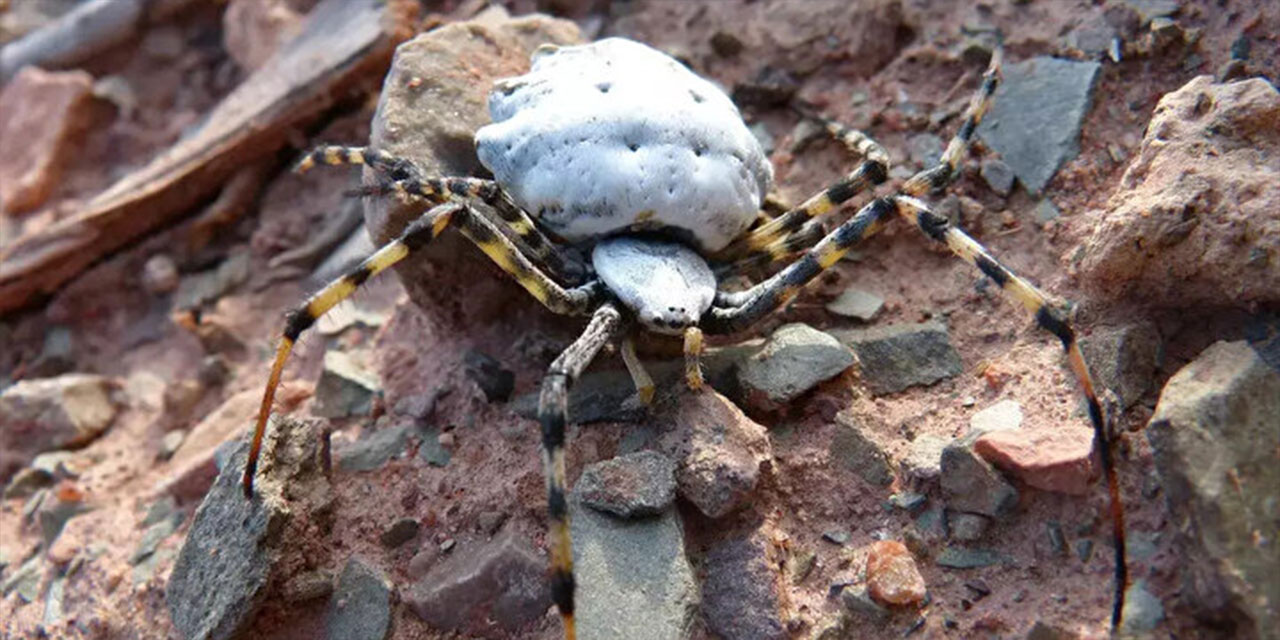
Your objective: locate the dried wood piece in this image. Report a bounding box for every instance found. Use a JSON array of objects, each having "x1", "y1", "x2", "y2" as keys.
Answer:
[{"x1": 0, "y1": 0, "x2": 411, "y2": 315}]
